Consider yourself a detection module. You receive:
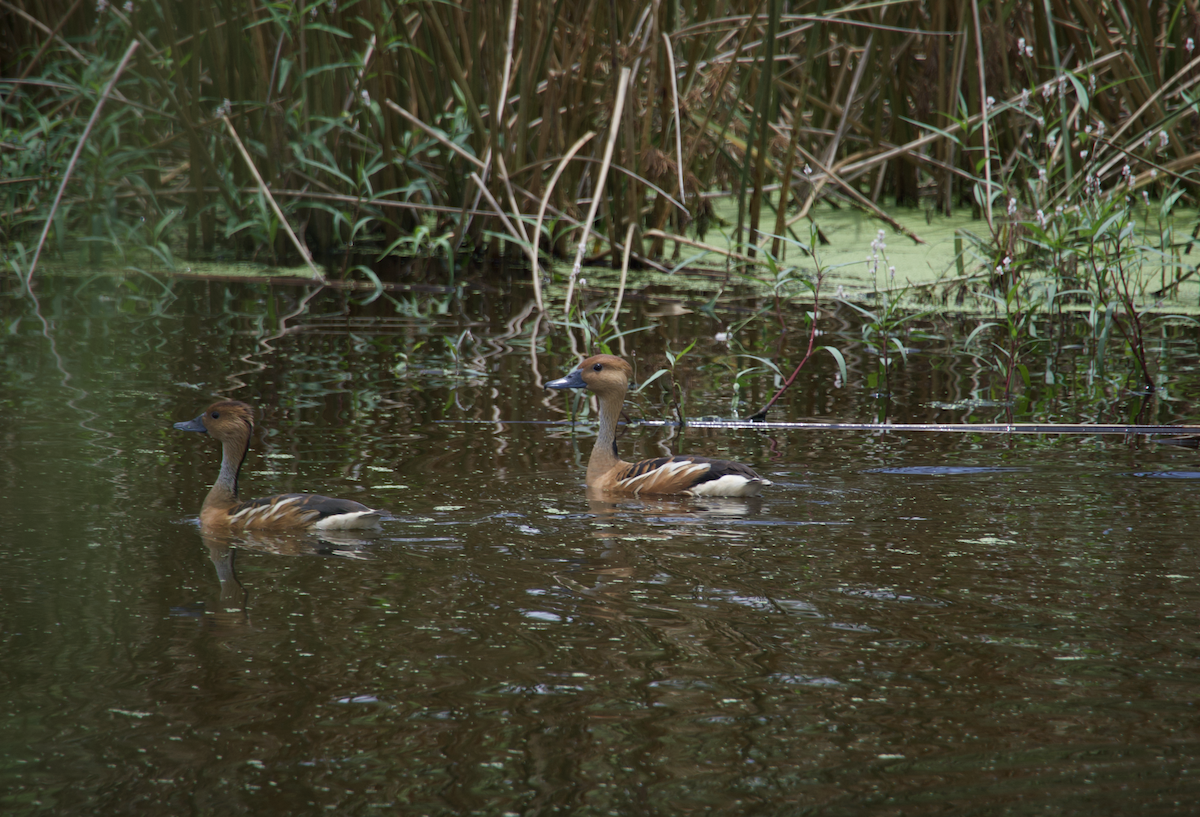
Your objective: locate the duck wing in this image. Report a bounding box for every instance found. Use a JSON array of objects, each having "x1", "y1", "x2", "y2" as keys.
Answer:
[
  {"x1": 613, "y1": 456, "x2": 770, "y2": 497},
  {"x1": 228, "y1": 493, "x2": 382, "y2": 530}
]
